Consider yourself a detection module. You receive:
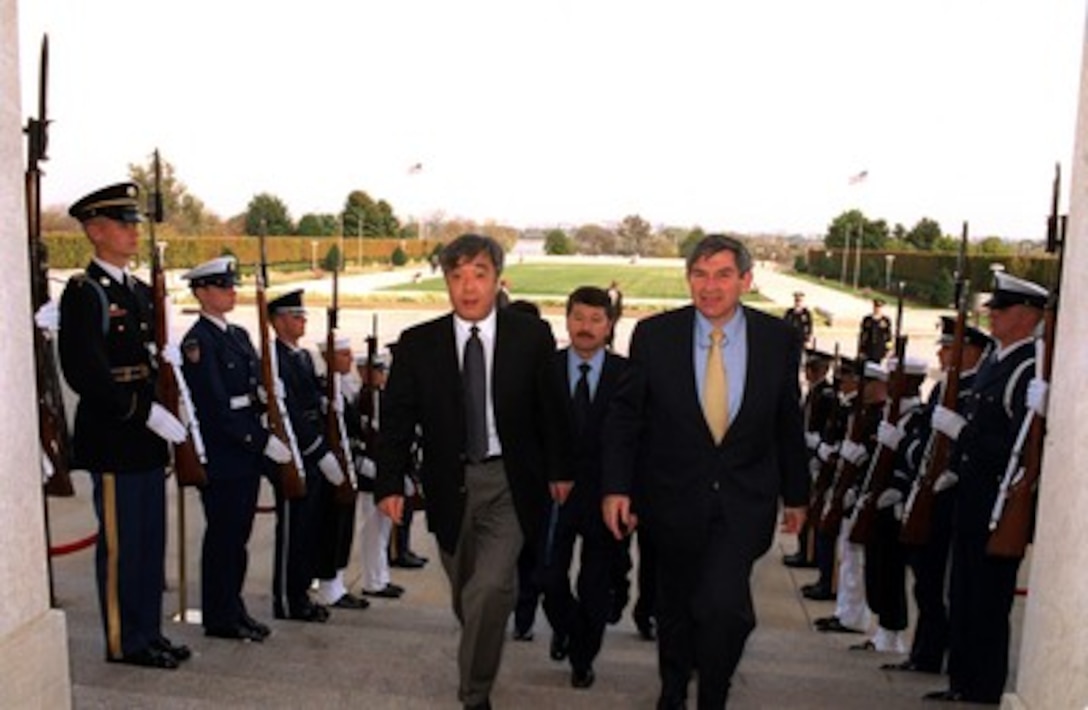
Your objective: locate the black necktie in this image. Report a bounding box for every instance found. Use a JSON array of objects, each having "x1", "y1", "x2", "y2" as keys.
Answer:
[
  {"x1": 573, "y1": 362, "x2": 592, "y2": 434},
  {"x1": 463, "y1": 325, "x2": 488, "y2": 462}
]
